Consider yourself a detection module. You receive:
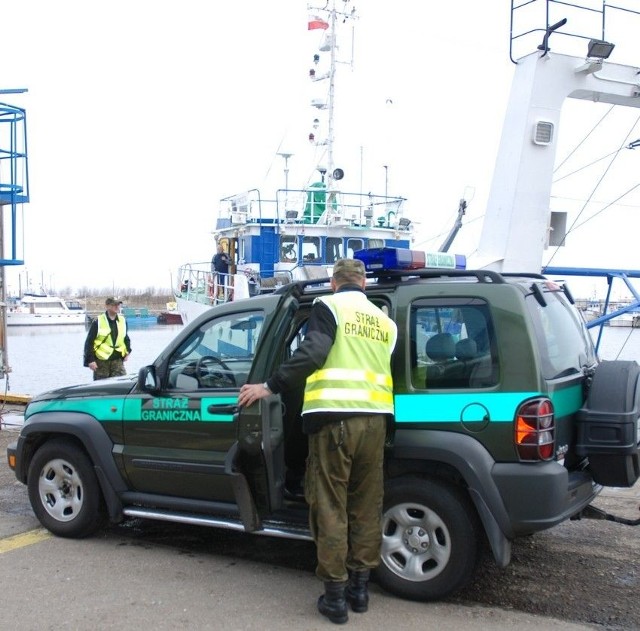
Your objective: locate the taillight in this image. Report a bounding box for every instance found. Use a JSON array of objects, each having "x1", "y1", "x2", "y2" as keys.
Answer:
[{"x1": 515, "y1": 398, "x2": 555, "y2": 461}]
